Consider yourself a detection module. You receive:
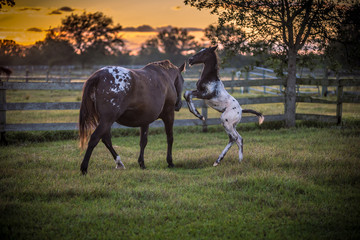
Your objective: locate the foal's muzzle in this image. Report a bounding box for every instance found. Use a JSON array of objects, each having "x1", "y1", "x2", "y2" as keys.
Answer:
[{"x1": 188, "y1": 57, "x2": 194, "y2": 66}]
